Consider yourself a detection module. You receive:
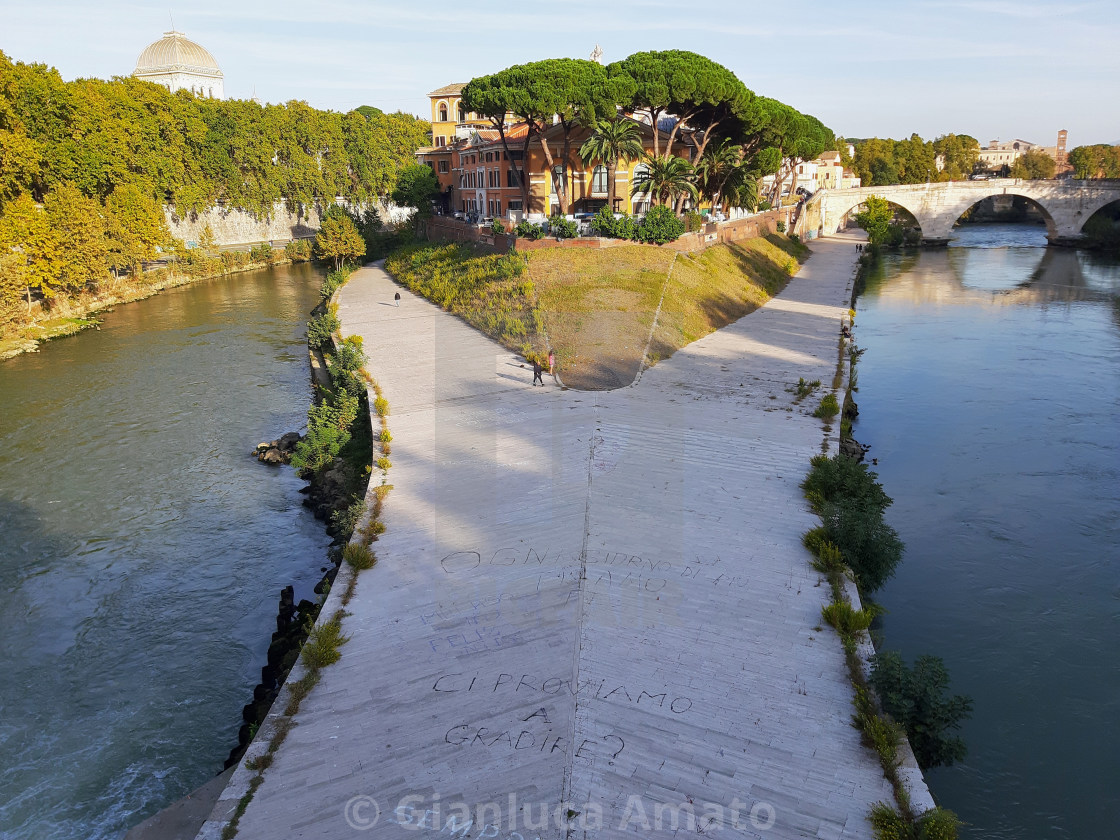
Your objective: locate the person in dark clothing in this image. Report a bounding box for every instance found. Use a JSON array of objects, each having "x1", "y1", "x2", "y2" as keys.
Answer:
[
  {"x1": 394, "y1": 292, "x2": 401, "y2": 306},
  {"x1": 532, "y1": 360, "x2": 544, "y2": 386}
]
